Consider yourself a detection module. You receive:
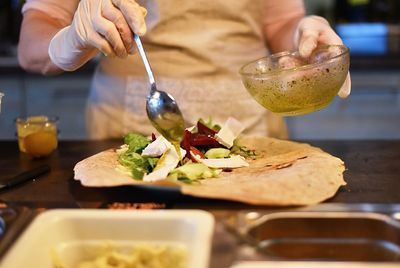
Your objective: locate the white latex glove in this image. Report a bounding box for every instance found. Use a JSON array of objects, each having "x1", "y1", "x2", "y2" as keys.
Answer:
[
  {"x1": 294, "y1": 16, "x2": 351, "y2": 98},
  {"x1": 48, "y1": 0, "x2": 147, "y2": 71}
]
